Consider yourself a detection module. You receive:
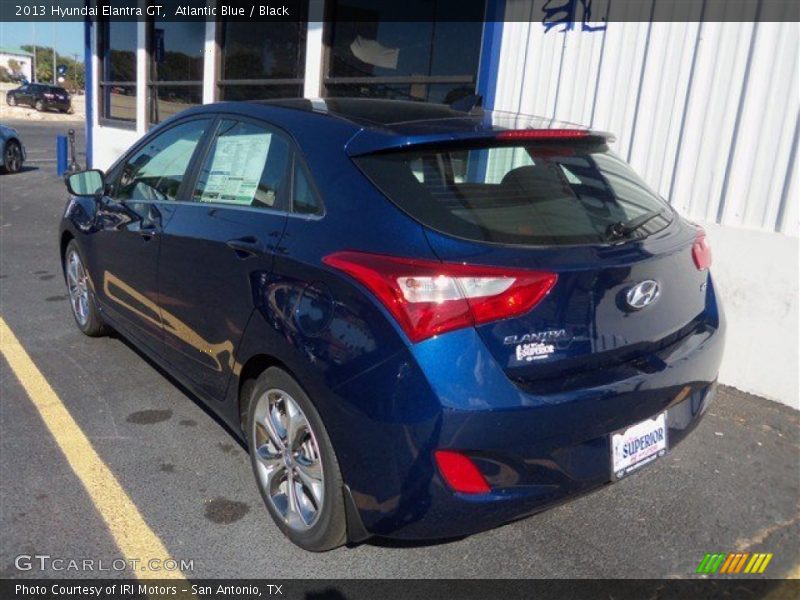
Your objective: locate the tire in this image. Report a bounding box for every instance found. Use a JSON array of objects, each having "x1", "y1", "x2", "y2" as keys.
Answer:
[
  {"x1": 245, "y1": 367, "x2": 347, "y2": 551},
  {"x1": 7, "y1": 95, "x2": 15, "y2": 106},
  {"x1": 35, "y1": 99, "x2": 44, "y2": 112},
  {"x1": 3, "y1": 141, "x2": 23, "y2": 174},
  {"x1": 63, "y1": 240, "x2": 109, "y2": 337}
]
